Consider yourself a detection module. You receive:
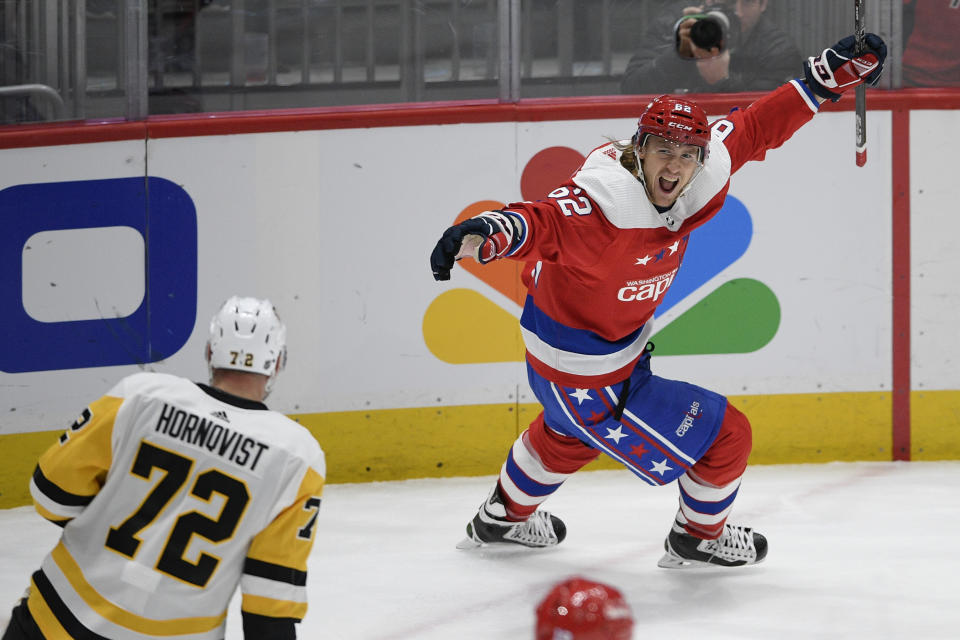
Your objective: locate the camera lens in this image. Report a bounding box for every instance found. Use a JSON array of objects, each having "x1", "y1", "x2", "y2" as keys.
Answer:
[{"x1": 690, "y1": 17, "x2": 724, "y2": 51}]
